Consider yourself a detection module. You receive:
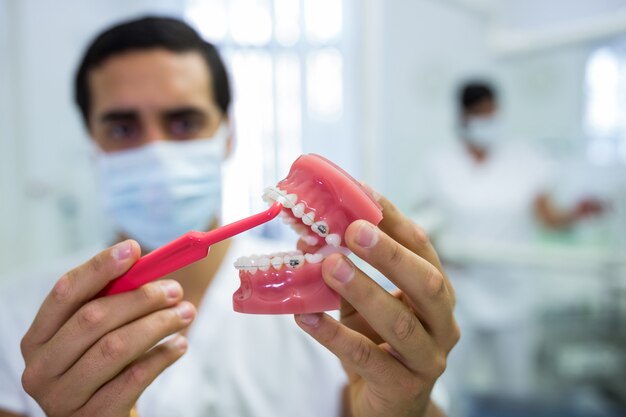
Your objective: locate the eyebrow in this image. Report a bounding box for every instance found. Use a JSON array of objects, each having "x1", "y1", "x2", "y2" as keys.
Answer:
[
  {"x1": 163, "y1": 106, "x2": 208, "y2": 120},
  {"x1": 99, "y1": 110, "x2": 139, "y2": 123},
  {"x1": 98, "y1": 107, "x2": 208, "y2": 123}
]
